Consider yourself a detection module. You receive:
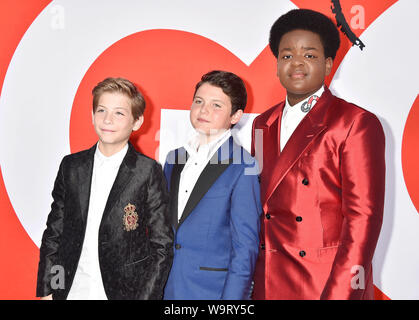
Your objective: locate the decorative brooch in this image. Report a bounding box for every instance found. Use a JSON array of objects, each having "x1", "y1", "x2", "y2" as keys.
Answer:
[
  {"x1": 301, "y1": 95, "x2": 319, "y2": 113},
  {"x1": 123, "y1": 203, "x2": 139, "y2": 231}
]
